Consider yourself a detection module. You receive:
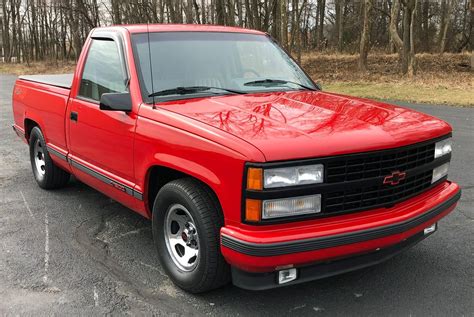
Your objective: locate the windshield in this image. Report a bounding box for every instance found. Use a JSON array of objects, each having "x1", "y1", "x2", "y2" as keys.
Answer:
[{"x1": 131, "y1": 32, "x2": 315, "y2": 103}]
